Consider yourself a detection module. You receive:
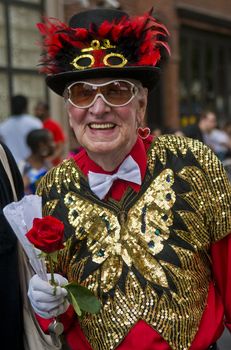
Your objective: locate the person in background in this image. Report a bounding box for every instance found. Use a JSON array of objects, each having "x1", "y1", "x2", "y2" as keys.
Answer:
[
  {"x1": 0, "y1": 142, "x2": 24, "y2": 350},
  {"x1": 27, "y1": 8, "x2": 230, "y2": 350},
  {"x1": 220, "y1": 122, "x2": 231, "y2": 181},
  {"x1": 151, "y1": 125, "x2": 162, "y2": 138},
  {"x1": 0, "y1": 95, "x2": 43, "y2": 165},
  {"x1": 223, "y1": 122, "x2": 231, "y2": 158},
  {"x1": 182, "y1": 110, "x2": 217, "y2": 143},
  {"x1": 183, "y1": 110, "x2": 230, "y2": 161},
  {"x1": 163, "y1": 127, "x2": 184, "y2": 137},
  {"x1": 18, "y1": 129, "x2": 55, "y2": 194},
  {"x1": 34, "y1": 101, "x2": 66, "y2": 166},
  {"x1": 206, "y1": 127, "x2": 230, "y2": 161}
]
